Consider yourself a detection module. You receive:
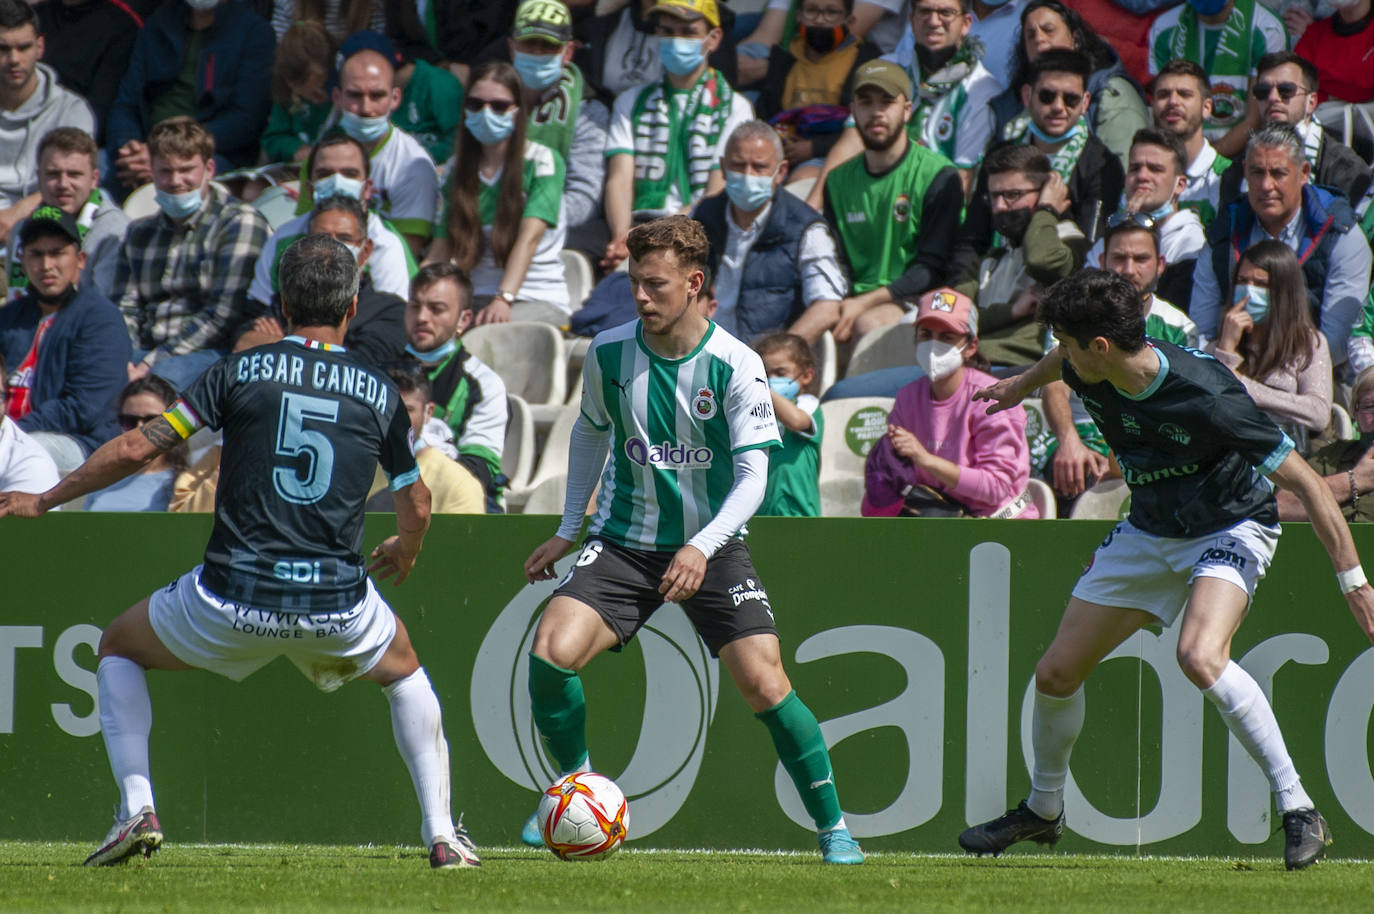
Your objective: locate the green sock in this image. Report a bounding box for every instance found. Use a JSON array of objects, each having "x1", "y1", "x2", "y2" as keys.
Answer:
[
  {"x1": 527, "y1": 653, "x2": 589, "y2": 773},
  {"x1": 756, "y1": 690, "x2": 843, "y2": 831}
]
